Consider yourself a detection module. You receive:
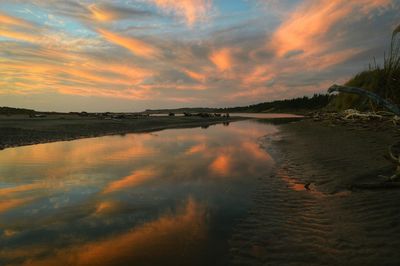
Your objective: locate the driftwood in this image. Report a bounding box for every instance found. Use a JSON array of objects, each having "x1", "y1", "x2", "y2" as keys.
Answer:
[
  {"x1": 328, "y1": 84, "x2": 400, "y2": 187},
  {"x1": 328, "y1": 84, "x2": 400, "y2": 115},
  {"x1": 342, "y1": 109, "x2": 383, "y2": 120}
]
